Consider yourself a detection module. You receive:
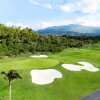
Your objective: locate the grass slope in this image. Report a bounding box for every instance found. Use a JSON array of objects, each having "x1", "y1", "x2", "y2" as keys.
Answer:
[{"x1": 0, "y1": 48, "x2": 100, "y2": 100}]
